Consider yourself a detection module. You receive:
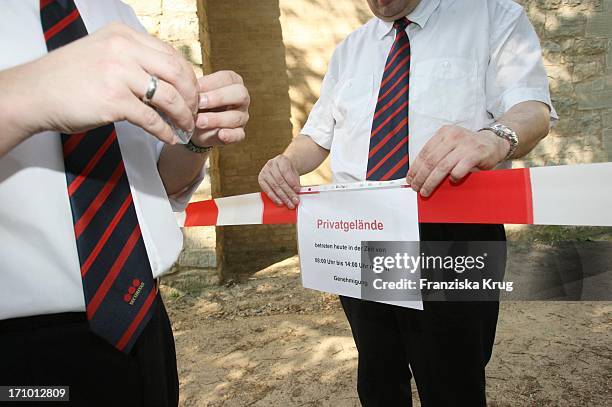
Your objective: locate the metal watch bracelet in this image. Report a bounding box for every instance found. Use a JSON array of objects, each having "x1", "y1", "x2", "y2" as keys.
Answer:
[
  {"x1": 183, "y1": 140, "x2": 213, "y2": 154},
  {"x1": 480, "y1": 123, "x2": 518, "y2": 160}
]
